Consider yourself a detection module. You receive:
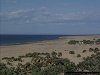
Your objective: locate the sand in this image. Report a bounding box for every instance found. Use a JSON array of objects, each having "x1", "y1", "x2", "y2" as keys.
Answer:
[{"x1": 0, "y1": 35, "x2": 100, "y2": 64}]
